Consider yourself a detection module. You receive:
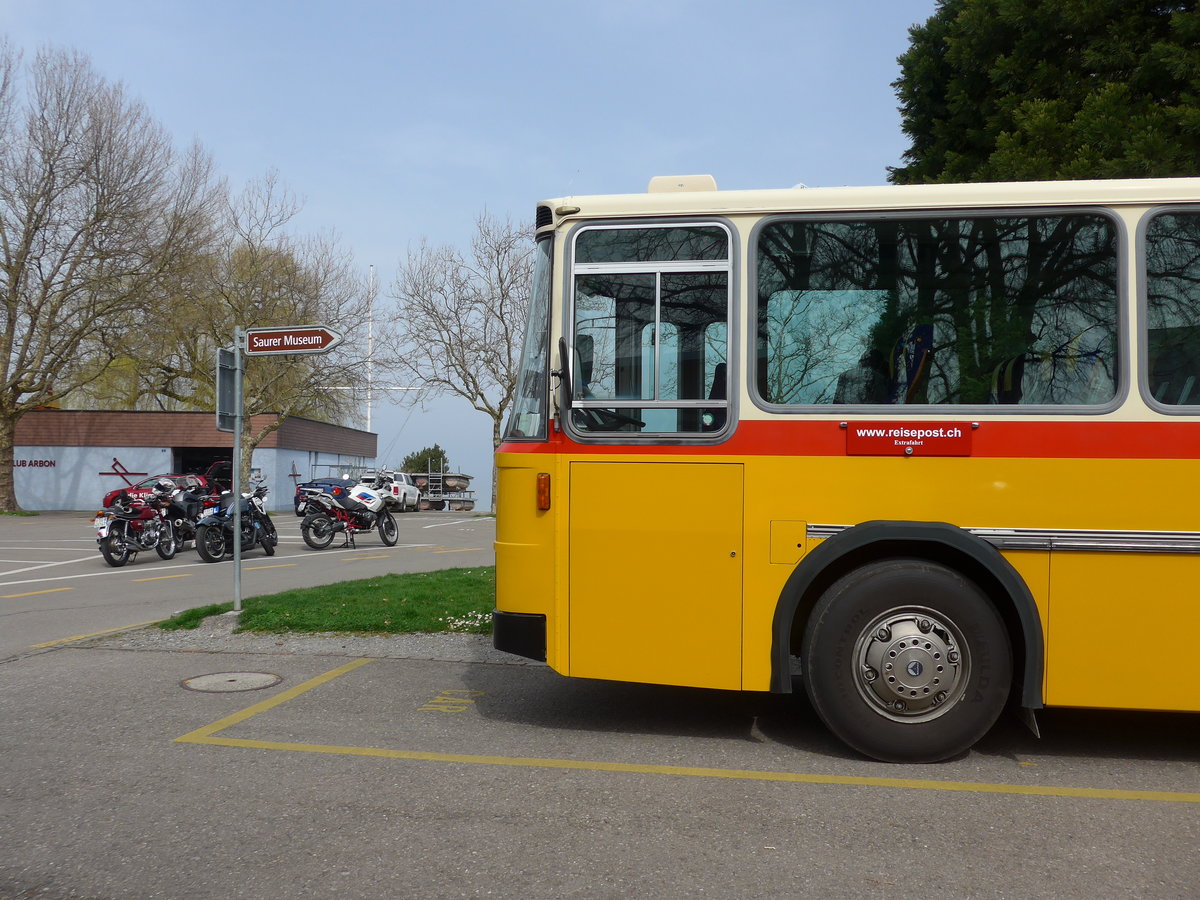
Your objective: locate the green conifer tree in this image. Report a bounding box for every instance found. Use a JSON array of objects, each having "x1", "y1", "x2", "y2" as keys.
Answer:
[{"x1": 891, "y1": 0, "x2": 1200, "y2": 183}]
